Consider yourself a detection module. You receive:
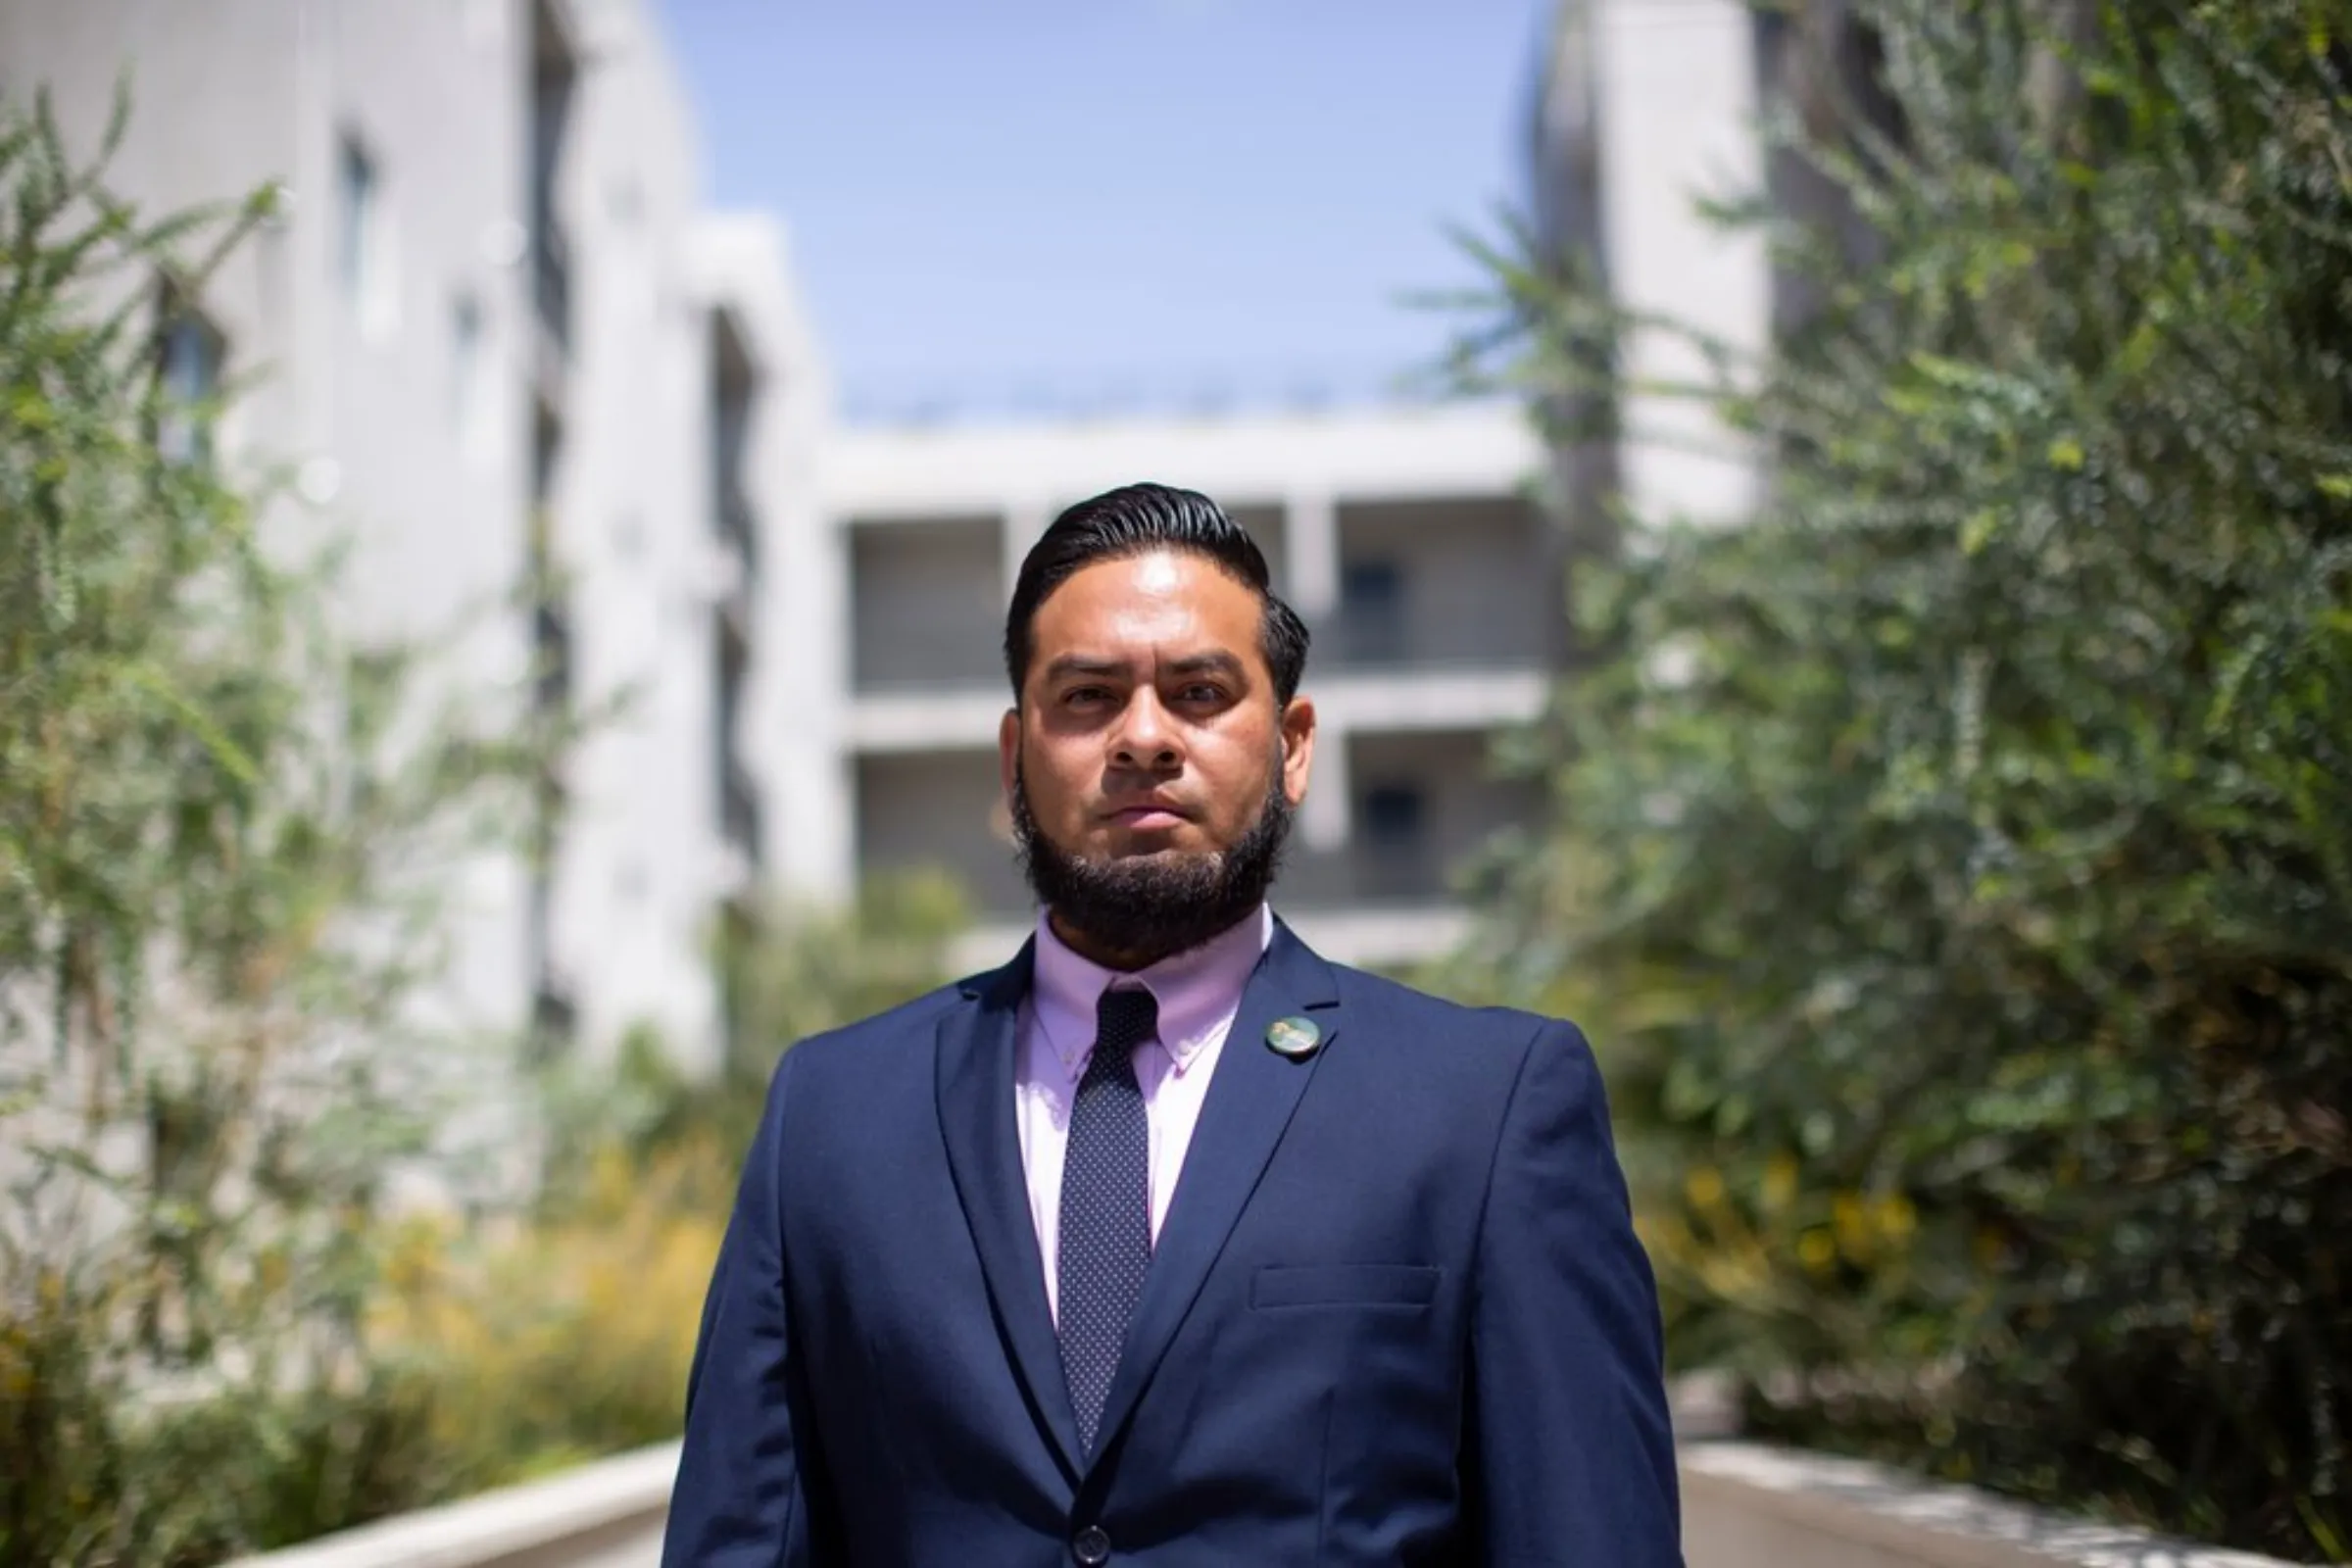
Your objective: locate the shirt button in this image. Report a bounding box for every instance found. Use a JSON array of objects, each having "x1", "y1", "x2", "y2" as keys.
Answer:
[{"x1": 1072, "y1": 1524, "x2": 1112, "y2": 1564}]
